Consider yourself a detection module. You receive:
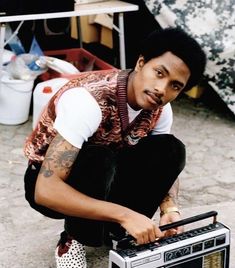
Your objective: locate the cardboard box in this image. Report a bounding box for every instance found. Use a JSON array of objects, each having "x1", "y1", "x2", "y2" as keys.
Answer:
[
  {"x1": 93, "y1": 13, "x2": 113, "y2": 30},
  {"x1": 100, "y1": 26, "x2": 113, "y2": 48},
  {"x1": 71, "y1": 13, "x2": 113, "y2": 48},
  {"x1": 71, "y1": 16, "x2": 100, "y2": 43},
  {"x1": 93, "y1": 13, "x2": 113, "y2": 48}
]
